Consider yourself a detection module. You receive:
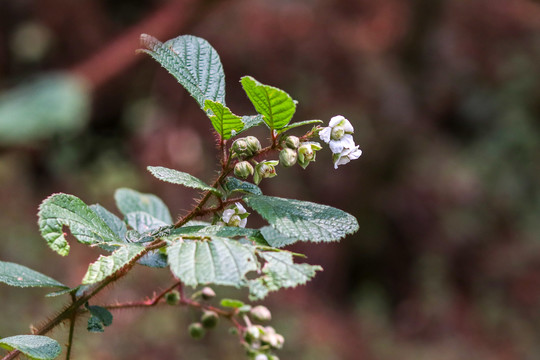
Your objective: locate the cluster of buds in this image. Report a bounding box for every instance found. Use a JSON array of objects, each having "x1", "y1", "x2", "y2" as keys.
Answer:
[
  {"x1": 279, "y1": 135, "x2": 322, "y2": 169},
  {"x1": 319, "y1": 115, "x2": 362, "y2": 168},
  {"x1": 220, "y1": 202, "x2": 249, "y2": 228},
  {"x1": 232, "y1": 136, "x2": 262, "y2": 159}
]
